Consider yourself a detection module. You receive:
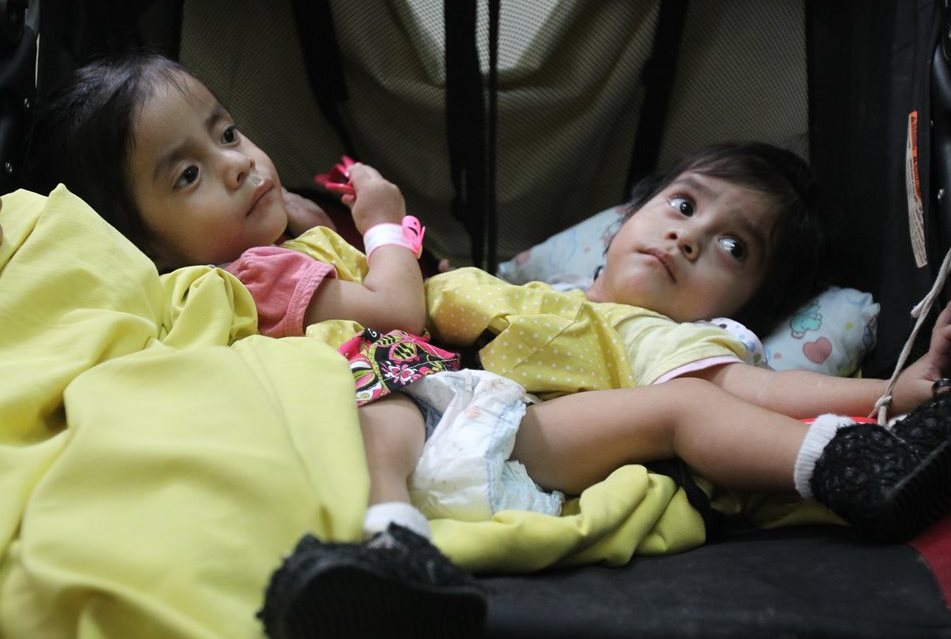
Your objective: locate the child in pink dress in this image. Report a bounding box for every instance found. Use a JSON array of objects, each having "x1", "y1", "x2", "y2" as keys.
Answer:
[
  {"x1": 27, "y1": 51, "x2": 486, "y2": 637},
  {"x1": 28, "y1": 53, "x2": 951, "y2": 639}
]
